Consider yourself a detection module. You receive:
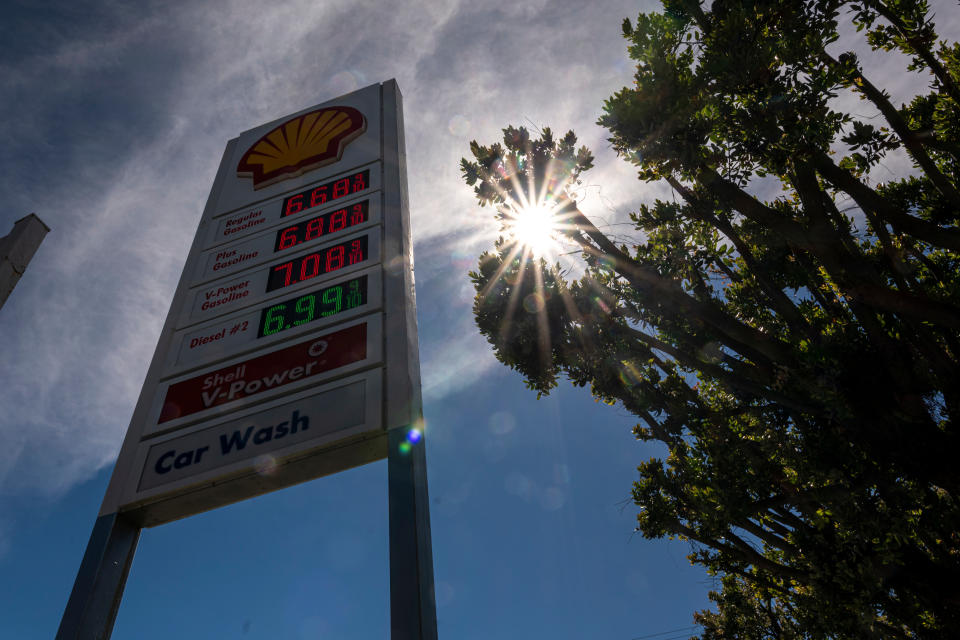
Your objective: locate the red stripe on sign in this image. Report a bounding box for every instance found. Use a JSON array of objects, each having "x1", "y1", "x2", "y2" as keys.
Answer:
[{"x1": 159, "y1": 322, "x2": 367, "y2": 424}]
